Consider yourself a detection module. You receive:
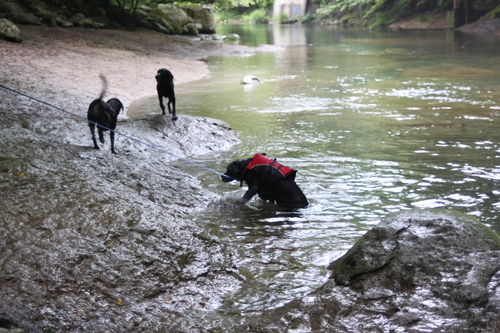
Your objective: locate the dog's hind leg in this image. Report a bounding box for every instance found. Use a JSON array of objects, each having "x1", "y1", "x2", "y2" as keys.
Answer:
[
  {"x1": 98, "y1": 128, "x2": 105, "y2": 144},
  {"x1": 89, "y1": 124, "x2": 100, "y2": 150},
  {"x1": 168, "y1": 96, "x2": 177, "y2": 121},
  {"x1": 110, "y1": 131, "x2": 117, "y2": 154}
]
